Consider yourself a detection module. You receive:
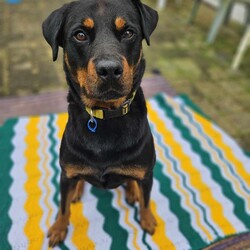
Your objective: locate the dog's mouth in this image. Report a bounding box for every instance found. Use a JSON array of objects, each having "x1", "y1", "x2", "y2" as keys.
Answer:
[
  {"x1": 86, "y1": 86, "x2": 129, "y2": 101},
  {"x1": 81, "y1": 88, "x2": 129, "y2": 109},
  {"x1": 98, "y1": 89, "x2": 125, "y2": 101}
]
